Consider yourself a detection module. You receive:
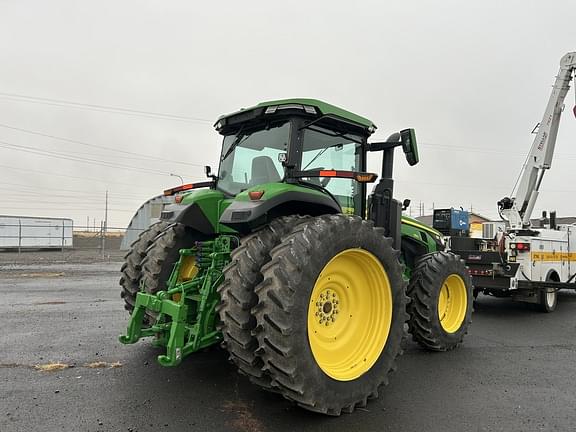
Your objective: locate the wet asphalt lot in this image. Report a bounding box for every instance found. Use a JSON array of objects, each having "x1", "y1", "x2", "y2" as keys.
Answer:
[{"x1": 1, "y1": 261, "x2": 576, "y2": 432}]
